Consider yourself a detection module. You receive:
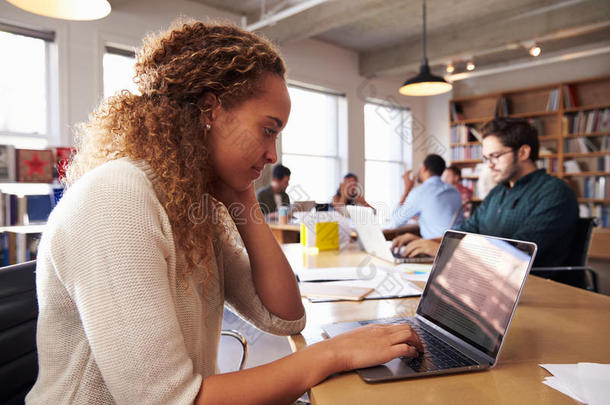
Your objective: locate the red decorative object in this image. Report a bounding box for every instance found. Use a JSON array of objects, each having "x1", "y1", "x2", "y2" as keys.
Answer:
[
  {"x1": 17, "y1": 149, "x2": 54, "y2": 183},
  {"x1": 54, "y1": 147, "x2": 76, "y2": 181}
]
